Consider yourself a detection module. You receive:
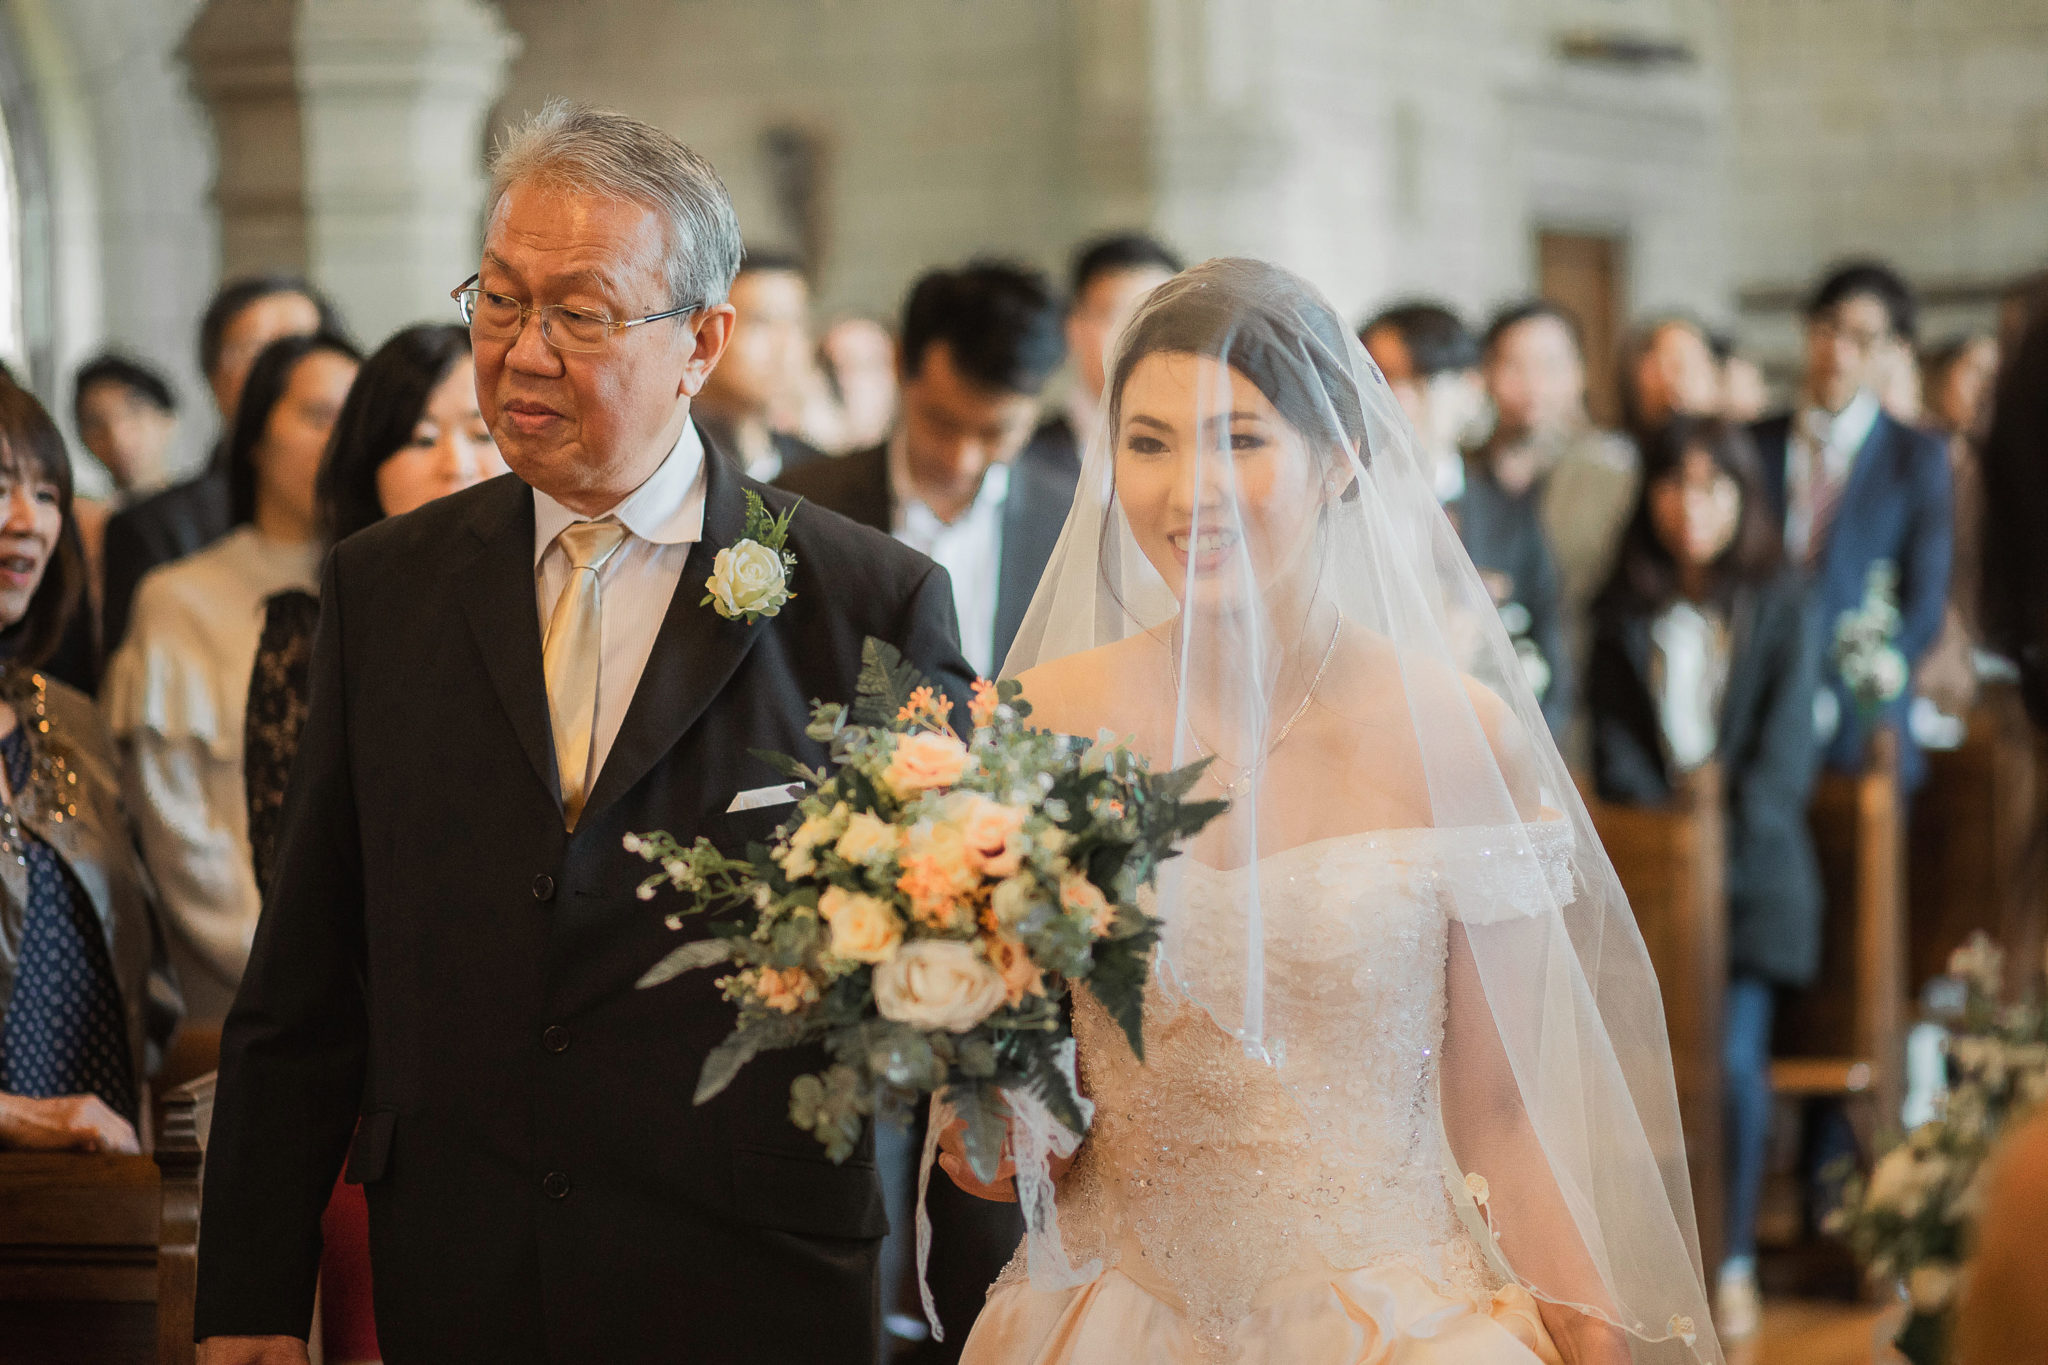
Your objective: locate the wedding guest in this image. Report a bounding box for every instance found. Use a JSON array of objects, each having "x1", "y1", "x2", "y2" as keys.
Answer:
[
  {"x1": 74, "y1": 353, "x2": 178, "y2": 500},
  {"x1": 1749, "y1": 261, "x2": 1952, "y2": 789},
  {"x1": 100, "y1": 276, "x2": 347, "y2": 656},
  {"x1": 1587, "y1": 415, "x2": 1821, "y2": 1344},
  {"x1": 691, "y1": 250, "x2": 825, "y2": 481},
  {"x1": 1620, "y1": 314, "x2": 1721, "y2": 441},
  {"x1": 1461, "y1": 300, "x2": 1635, "y2": 741},
  {"x1": 102, "y1": 332, "x2": 360, "y2": 1024},
  {"x1": 1709, "y1": 333, "x2": 1771, "y2": 426},
  {"x1": 0, "y1": 379, "x2": 180, "y2": 1158},
  {"x1": 69, "y1": 354, "x2": 181, "y2": 679},
  {"x1": 779, "y1": 259, "x2": 1070, "y2": 678},
  {"x1": 1912, "y1": 334, "x2": 2000, "y2": 723},
  {"x1": 1360, "y1": 301, "x2": 1484, "y2": 502},
  {"x1": 1028, "y1": 233, "x2": 1181, "y2": 478},
  {"x1": 245, "y1": 323, "x2": 504, "y2": 894},
  {"x1": 817, "y1": 316, "x2": 899, "y2": 452}
]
